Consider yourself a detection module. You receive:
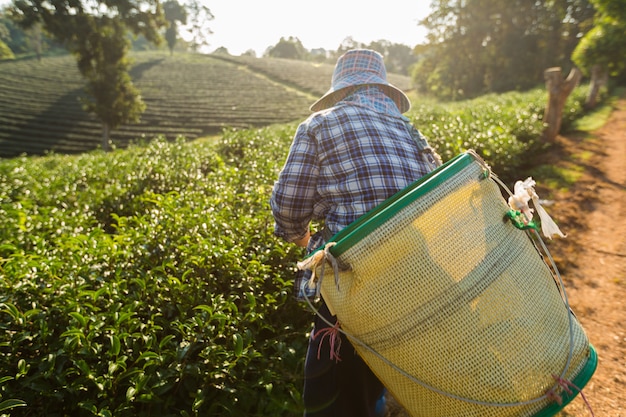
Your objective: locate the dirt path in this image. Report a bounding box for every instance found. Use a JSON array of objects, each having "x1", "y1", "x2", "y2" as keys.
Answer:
[{"x1": 551, "y1": 96, "x2": 626, "y2": 416}]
